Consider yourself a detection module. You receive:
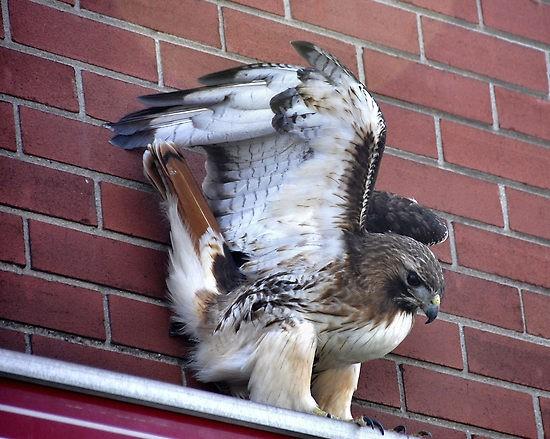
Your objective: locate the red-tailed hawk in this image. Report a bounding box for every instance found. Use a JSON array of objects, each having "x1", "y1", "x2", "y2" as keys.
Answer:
[{"x1": 106, "y1": 42, "x2": 446, "y2": 431}]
